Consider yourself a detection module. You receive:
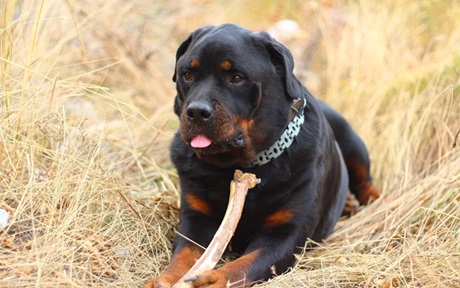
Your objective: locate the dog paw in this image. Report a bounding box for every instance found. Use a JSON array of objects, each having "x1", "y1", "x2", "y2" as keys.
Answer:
[
  {"x1": 342, "y1": 192, "x2": 359, "y2": 217},
  {"x1": 184, "y1": 270, "x2": 229, "y2": 288},
  {"x1": 356, "y1": 182, "x2": 380, "y2": 205},
  {"x1": 143, "y1": 275, "x2": 175, "y2": 288}
]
